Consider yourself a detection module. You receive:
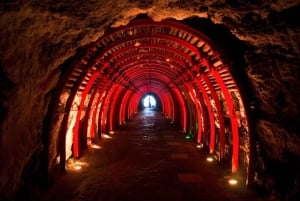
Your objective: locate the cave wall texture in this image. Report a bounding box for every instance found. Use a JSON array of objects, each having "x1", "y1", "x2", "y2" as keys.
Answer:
[{"x1": 0, "y1": 0, "x2": 299, "y2": 201}]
